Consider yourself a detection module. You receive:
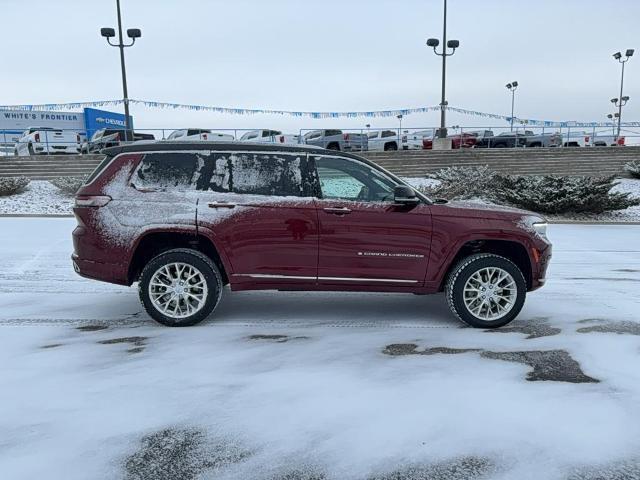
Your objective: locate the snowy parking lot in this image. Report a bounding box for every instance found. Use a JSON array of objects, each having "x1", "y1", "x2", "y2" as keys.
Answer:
[{"x1": 1, "y1": 218, "x2": 640, "y2": 480}]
